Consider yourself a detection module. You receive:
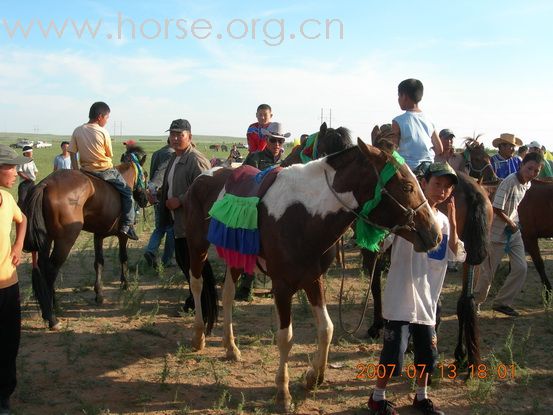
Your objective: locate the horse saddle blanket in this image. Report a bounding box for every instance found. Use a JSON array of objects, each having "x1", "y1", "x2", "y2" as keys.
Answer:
[{"x1": 207, "y1": 165, "x2": 282, "y2": 273}]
